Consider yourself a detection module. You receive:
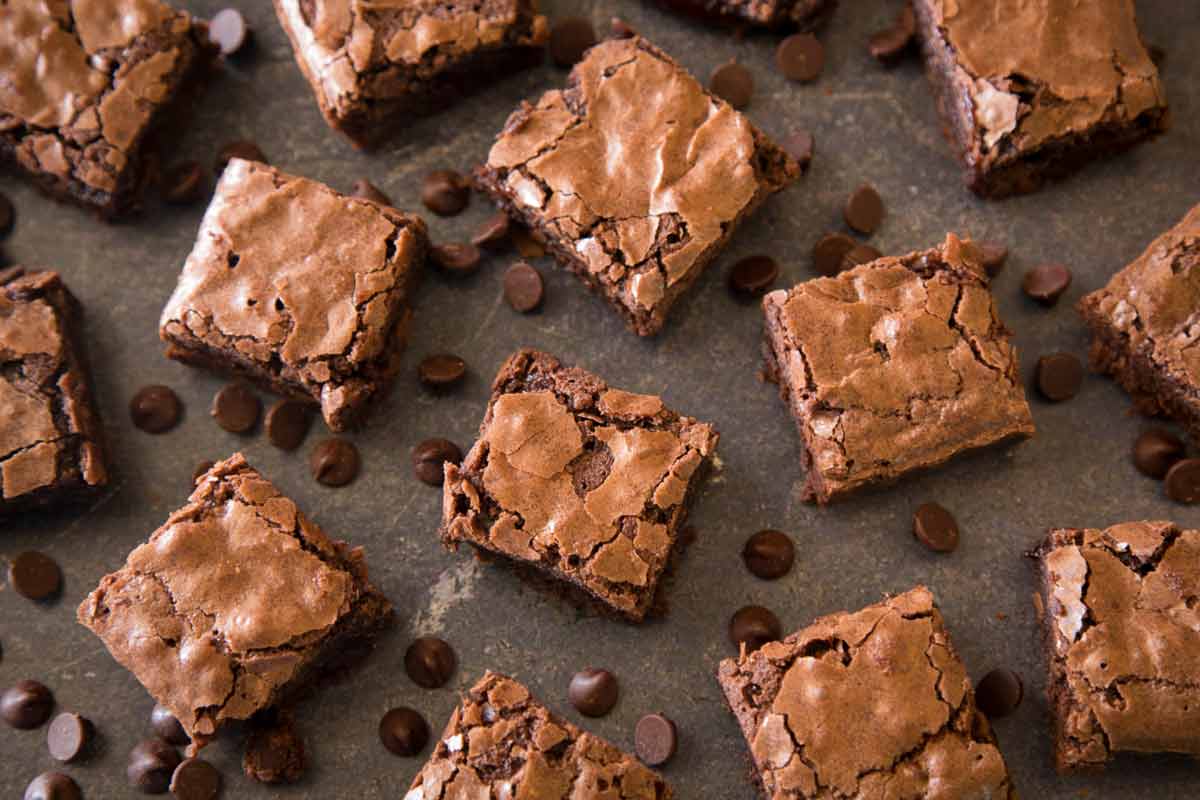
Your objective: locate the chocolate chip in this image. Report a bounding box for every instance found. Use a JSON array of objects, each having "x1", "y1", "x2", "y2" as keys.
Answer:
[
  {"x1": 1133, "y1": 428, "x2": 1186, "y2": 479},
  {"x1": 412, "y1": 438, "x2": 463, "y2": 486},
  {"x1": 1164, "y1": 458, "x2": 1200, "y2": 504},
  {"x1": 2, "y1": 680, "x2": 54, "y2": 729},
  {"x1": 421, "y1": 170, "x2": 470, "y2": 216},
  {"x1": 742, "y1": 530, "x2": 794, "y2": 579},
  {"x1": 975, "y1": 668, "x2": 1023, "y2": 718},
  {"x1": 243, "y1": 712, "x2": 305, "y2": 784},
  {"x1": 634, "y1": 713, "x2": 678, "y2": 766},
  {"x1": 568, "y1": 668, "x2": 619, "y2": 717},
  {"x1": 975, "y1": 241, "x2": 1008, "y2": 276},
  {"x1": 610, "y1": 17, "x2": 637, "y2": 39},
  {"x1": 1035, "y1": 353, "x2": 1084, "y2": 402},
  {"x1": 170, "y1": 758, "x2": 221, "y2": 800},
  {"x1": 1022, "y1": 263, "x2": 1072, "y2": 306},
  {"x1": 431, "y1": 243, "x2": 483, "y2": 275},
  {"x1": 10, "y1": 551, "x2": 62, "y2": 601},
  {"x1": 812, "y1": 233, "x2": 857, "y2": 276},
  {"x1": 550, "y1": 17, "x2": 596, "y2": 67},
  {"x1": 472, "y1": 213, "x2": 511, "y2": 250},
  {"x1": 309, "y1": 438, "x2": 360, "y2": 487},
  {"x1": 47, "y1": 712, "x2": 92, "y2": 762},
  {"x1": 404, "y1": 637, "x2": 457, "y2": 689},
  {"x1": 511, "y1": 226, "x2": 546, "y2": 258},
  {"x1": 131, "y1": 385, "x2": 182, "y2": 434},
  {"x1": 728, "y1": 255, "x2": 779, "y2": 296},
  {"x1": 191, "y1": 461, "x2": 214, "y2": 487},
  {"x1": 0, "y1": 191, "x2": 14, "y2": 239},
  {"x1": 1148, "y1": 43, "x2": 1167, "y2": 68},
  {"x1": 211, "y1": 383, "x2": 260, "y2": 433},
  {"x1": 776, "y1": 33, "x2": 824, "y2": 82},
  {"x1": 418, "y1": 354, "x2": 466, "y2": 388},
  {"x1": 912, "y1": 502, "x2": 959, "y2": 553},
  {"x1": 844, "y1": 184, "x2": 885, "y2": 235},
  {"x1": 151, "y1": 703, "x2": 190, "y2": 746},
  {"x1": 379, "y1": 707, "x2": 429, "y2": 757},
  {"x1": 264, "y1": 399, "x2": 312, "y2": 451},
  {"x1": 729, "y1": 606, "x2": 782, "y2": 653},
  {"x1": 867, "y1": 2, "x2": 916, "y2": 65},
  {"x1": 782, "y1": 129, "x2": 815, "y2": 171},
  {"x1": 23, "y1": 772, "x2": 81, "y2": 800},
  {"x1": 128, "y1": 738, "x2": 181, "y2": 793},
  {"x1": 215, "y1": 140, "x2": 266, "y2": 174},
  {"x1": 352, "y1": 179, "x2": 392, "y2": 206},
  {"x1": 504, "y1": 261, "x2": 545, "y2": 312},
  {"x1": 209, "y1": 8, "x2": 251, "y2": 56},
  {"x1": 842, "y1": 243, "x2": 882, "y2": 270},
  {"x1": 161, "y1": 161, "x2": 206, "y2": 205},
  {"x1": 709, "y1": 61, "x2": 754, "y2": 109}
]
